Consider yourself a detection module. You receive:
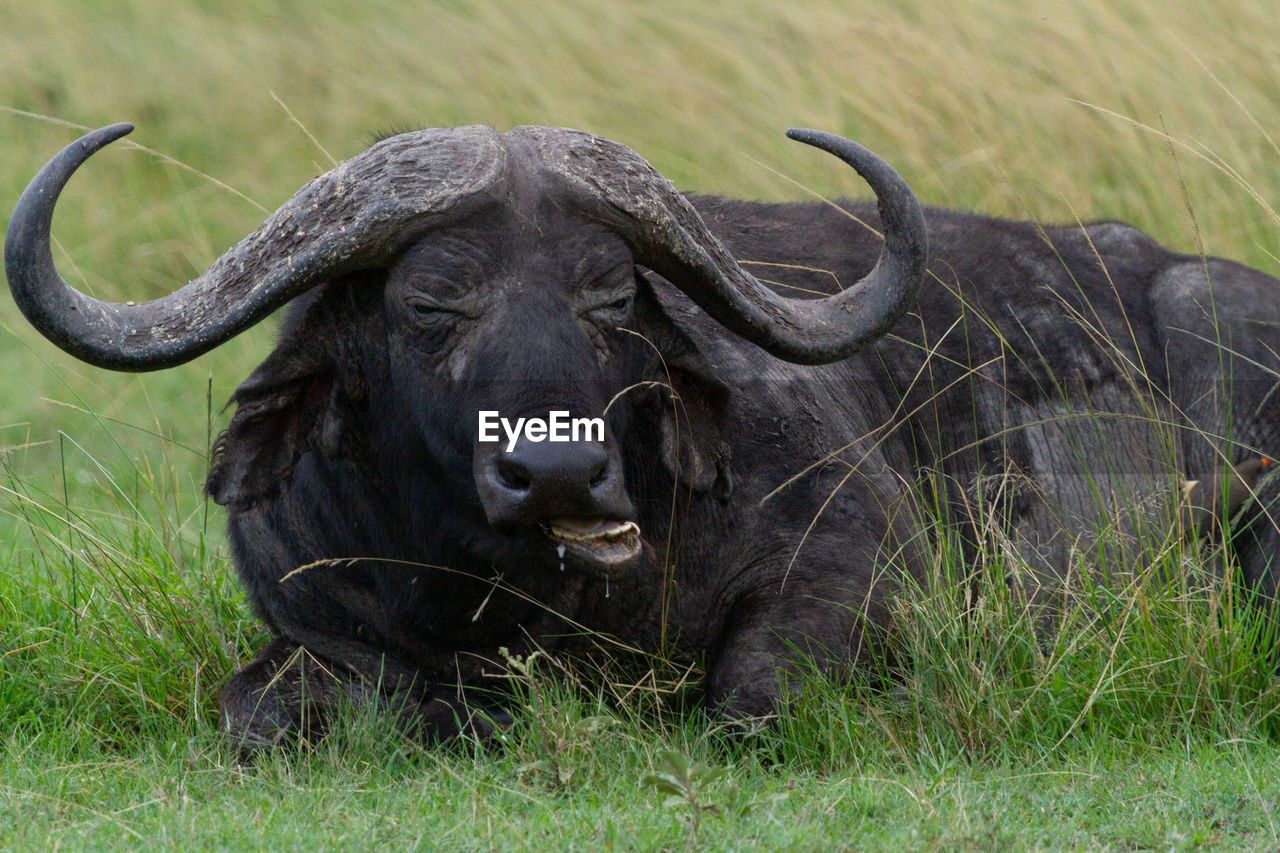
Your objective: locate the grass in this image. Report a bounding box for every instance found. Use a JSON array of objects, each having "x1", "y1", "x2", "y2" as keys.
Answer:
[{"x1": 4, "y1": 0, "x2": 1280, "y2": 849}]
